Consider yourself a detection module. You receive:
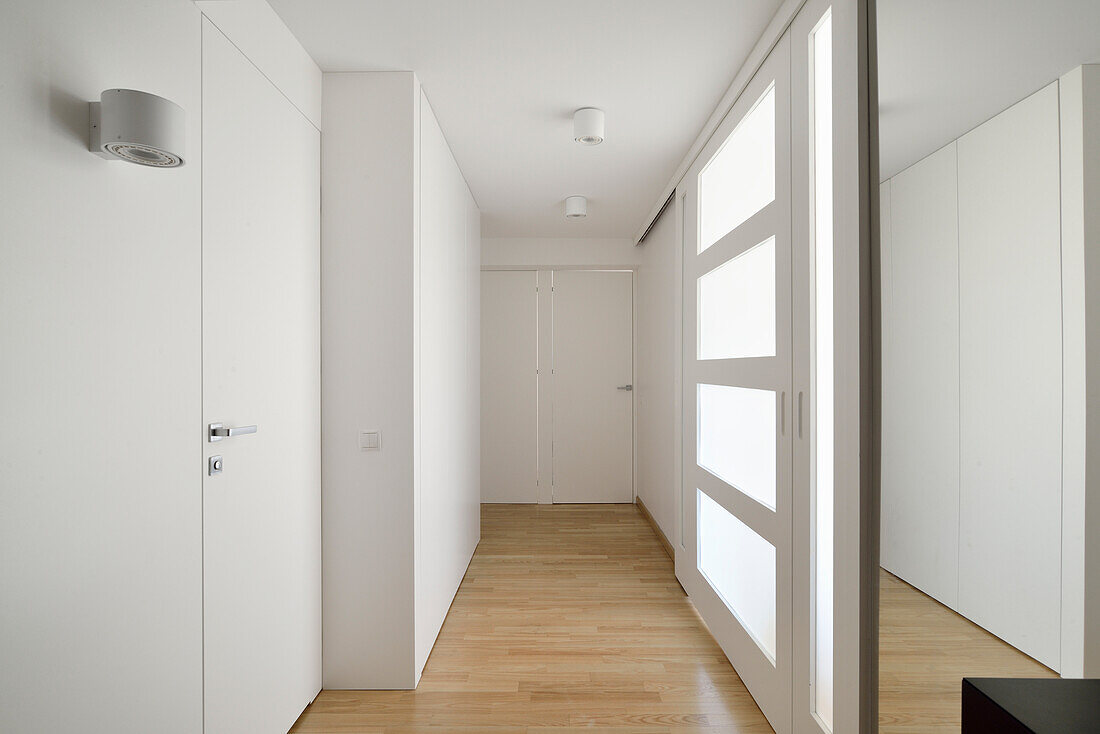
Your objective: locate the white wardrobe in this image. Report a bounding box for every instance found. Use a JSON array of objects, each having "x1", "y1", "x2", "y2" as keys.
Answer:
[{"x1": 881, "y1": 67, "x2": 1100, "y2": 675}]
